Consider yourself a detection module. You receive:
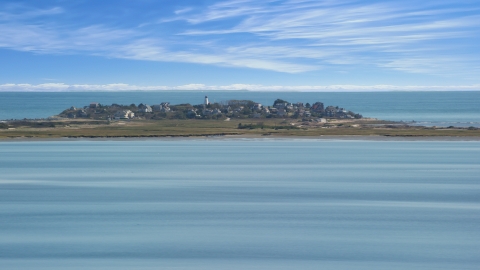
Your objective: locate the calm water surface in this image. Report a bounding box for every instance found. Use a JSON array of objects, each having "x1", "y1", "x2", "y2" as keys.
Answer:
[{"x1": 1, "y1": 140, "x2": 479, "y2": 269}]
